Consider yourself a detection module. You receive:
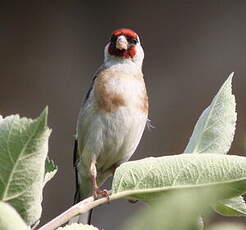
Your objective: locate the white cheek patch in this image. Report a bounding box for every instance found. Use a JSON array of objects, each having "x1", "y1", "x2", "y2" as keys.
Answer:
[{"x1": 132, "y1": 43, "x2": 144, "y2": 66}]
